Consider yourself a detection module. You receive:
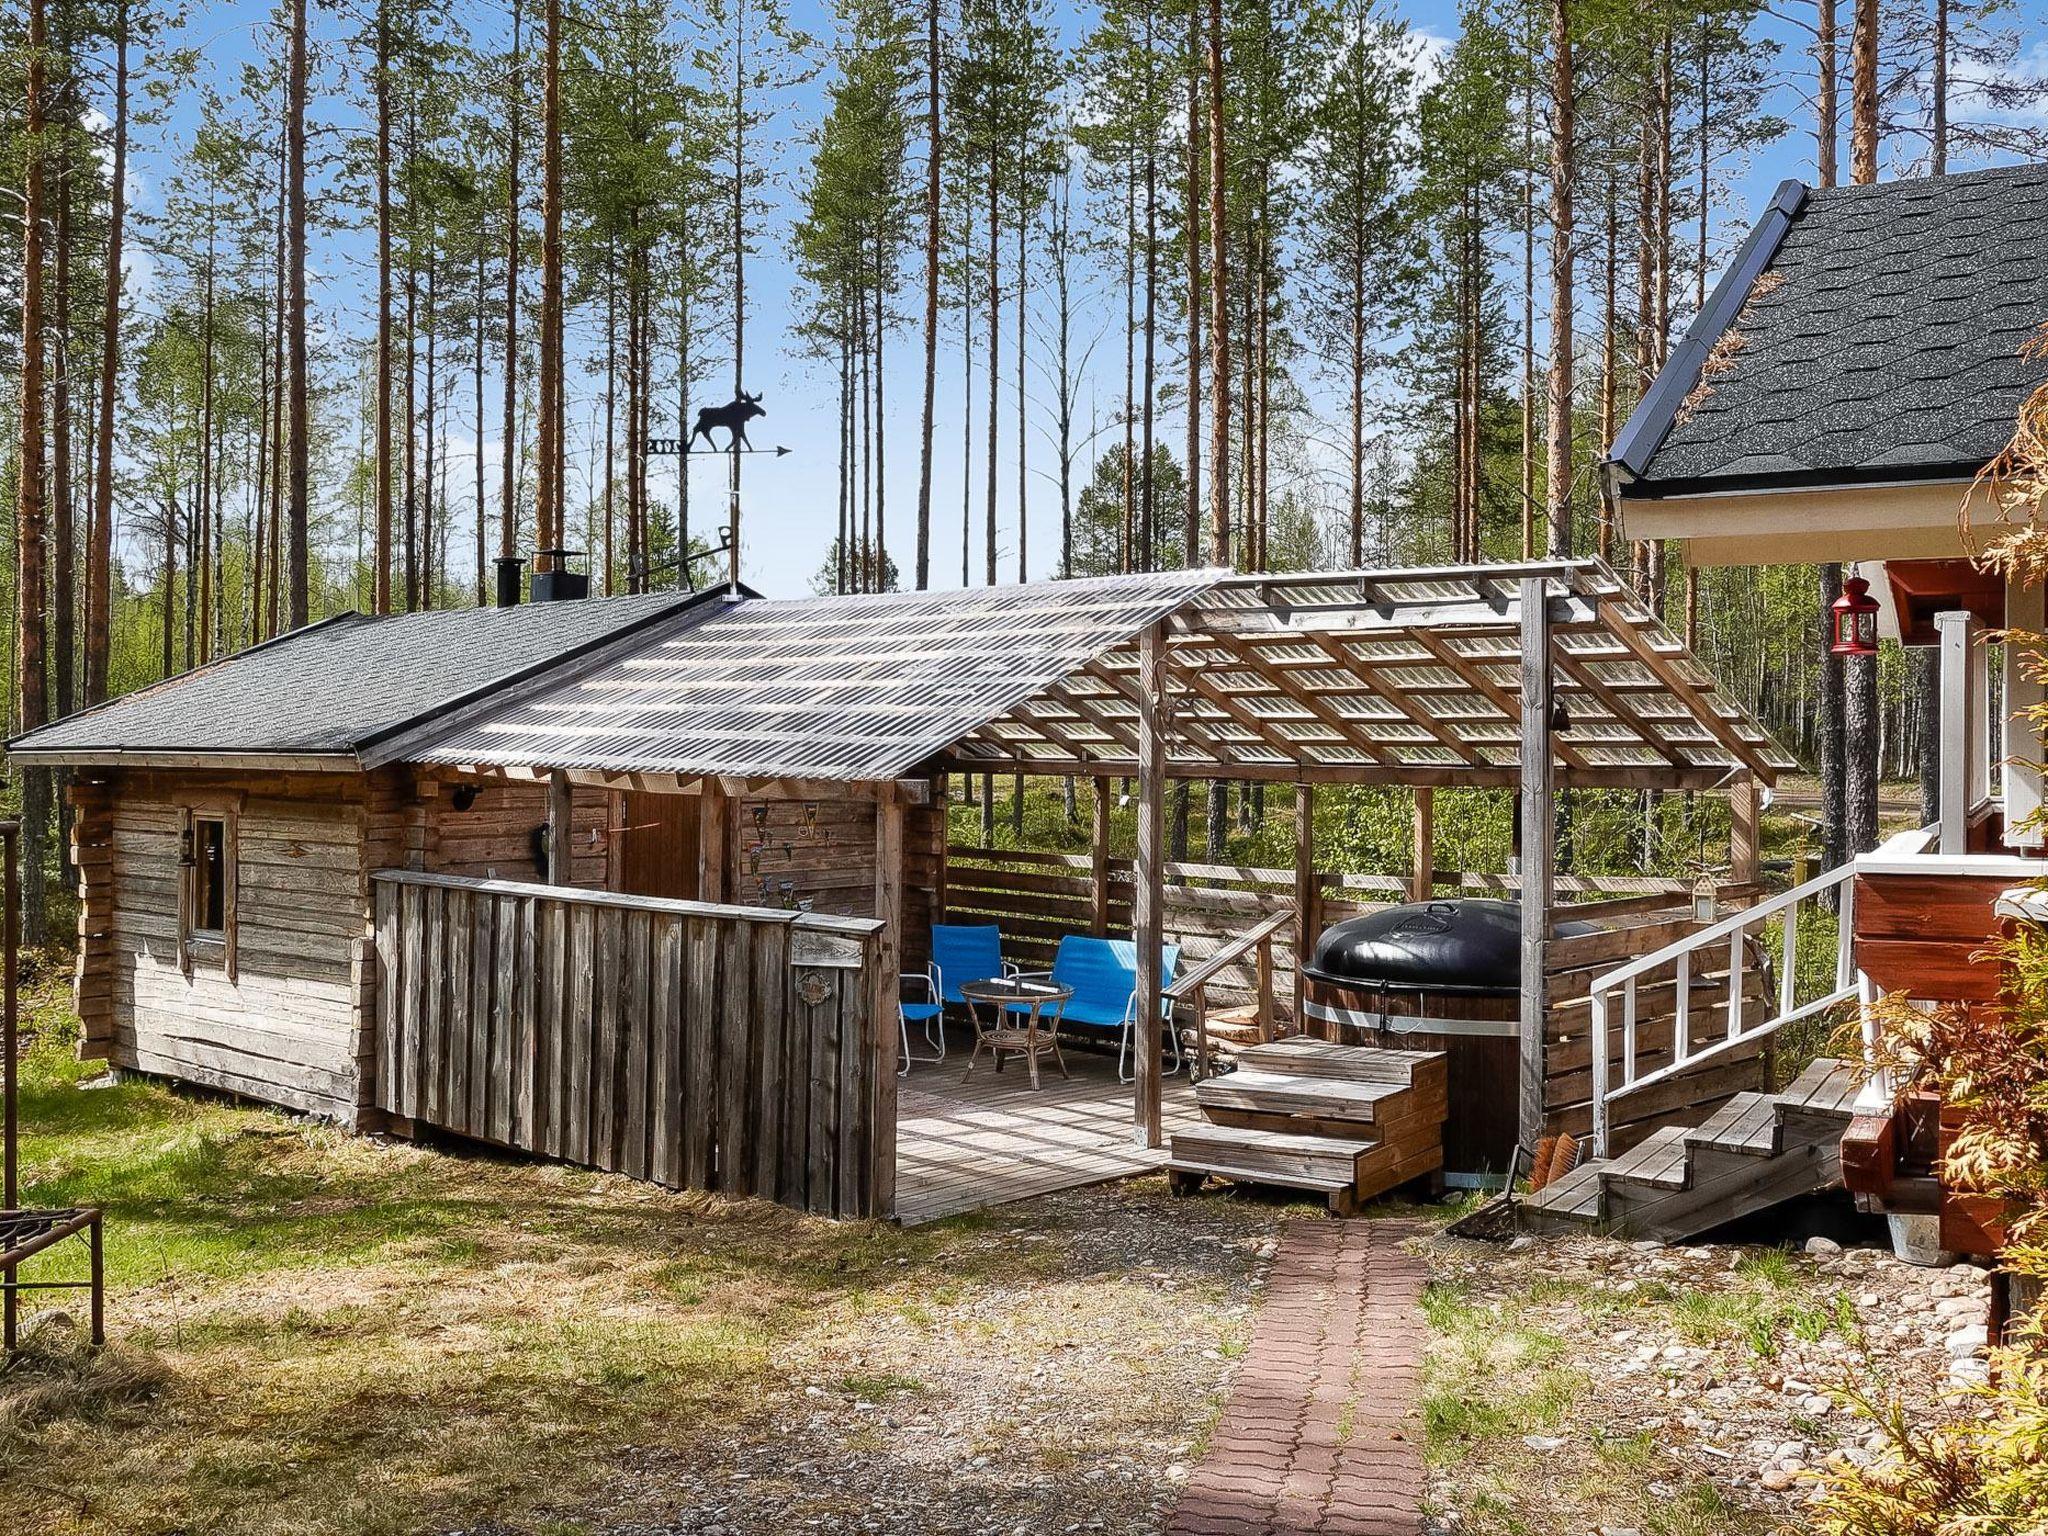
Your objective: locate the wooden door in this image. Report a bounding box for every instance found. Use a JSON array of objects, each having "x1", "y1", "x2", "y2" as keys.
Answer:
[{"x1": 616, "y1": 792, "x2": 701, "y2": 901}]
